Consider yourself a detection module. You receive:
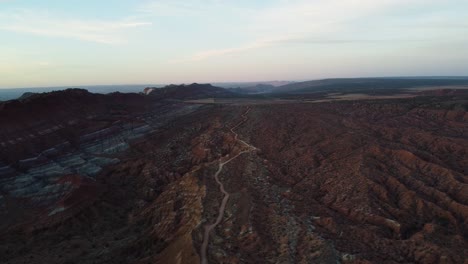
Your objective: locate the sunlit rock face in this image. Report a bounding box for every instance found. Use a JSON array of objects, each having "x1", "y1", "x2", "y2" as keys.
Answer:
[{"x1": 143, "y1": 87, "x2": 155, "y2": 95}]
